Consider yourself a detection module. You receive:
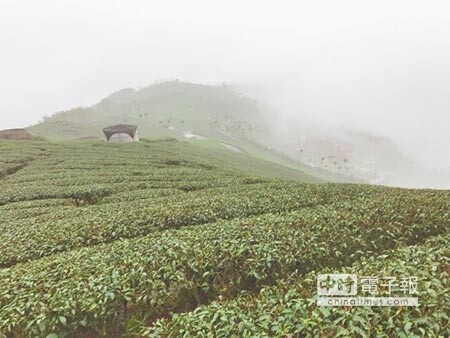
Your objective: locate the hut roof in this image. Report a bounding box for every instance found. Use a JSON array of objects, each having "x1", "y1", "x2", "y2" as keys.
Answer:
[{"x1": 102, "y1": 124, "x2": 138, "y2": 141}]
